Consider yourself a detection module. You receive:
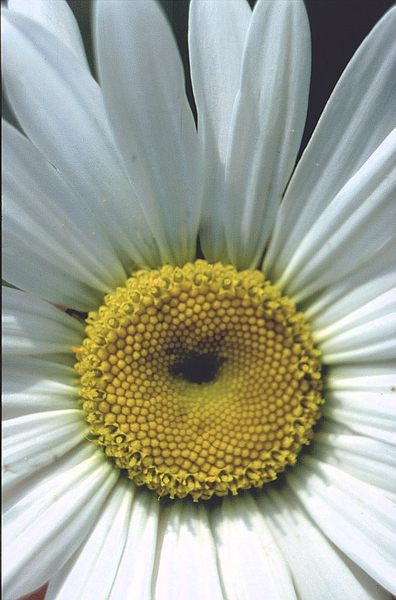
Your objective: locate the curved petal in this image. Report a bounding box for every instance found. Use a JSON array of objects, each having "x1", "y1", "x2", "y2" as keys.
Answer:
[
  {"x1": 2, "y1": 288, "x2": 84, "y2": 356},
  {"x1": 3, "y1": 410, "x2": 87, "y2": 489},
  {"x1": 211, "y1": 496, "x2": 296, "y2": 599},
  {"x1": 2, "y1": 450, "x2": 118, "y2": 600},
  {"x1": 3, "y1": 120, "x2": 127, "y2": 310},
  {"x1": 154, "y1": 503, "x2": 224, "y2": 600},
  {"x1": 265, "y1": 7, "x2": 396, "y2": 281},
  {"x1": 260, "y1": 487, "x2": 389, "y2": 600},
  {"x1": 7, "y1": 0, "x2": 89, "y2": 68},
  {"x1": 305, "y1": 239, "x2": 396, "y2": 330},
  {"x1": 315, "y1": 428, "x2": 396, "y2": 499},
  {"x1": 188, "y1": 0, "x2": 251, "y2": 261},
  {"x1": 45, "y1": 481, "x2": 132, "y2": 600},
  {"x1": 224, "y1": 0, "x2": 311, "y2": 269},
  {"x1": 314, "y1": 288, "x2": 396, "y2": 344},
  {"x1": 2, "y1": 9, "x2": 160, "y2": 270},
  {"x1": 275, "y1": 128, "x2": 396, "y2": 300},
  {"x1": 320, "y1": 313, "x2": 396, "y2": 364},
  {"x1": 288, "y1": 458, "x2": 396, "y2": 594},
  {"x1": 108, "y1": 490, "x2": 159, "y2": 600},
  {"x1": 323, "y1": 389, "x2": 396, "y2": 445},
  {"x1": 2, "y1": 356, "x2": 77, "y2": 419},
  {"x1": 94, "y1": 0, "x2": 203, "y2": 265}
]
